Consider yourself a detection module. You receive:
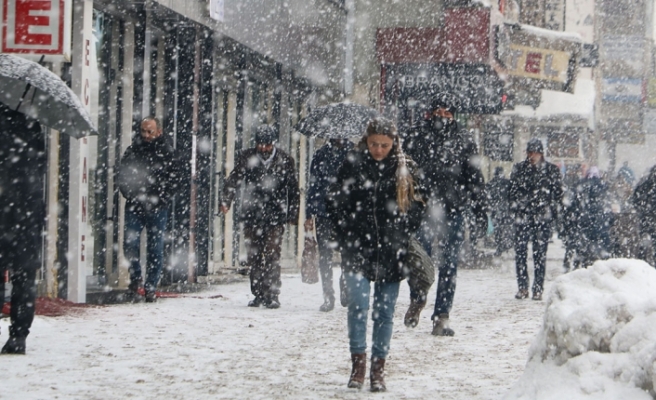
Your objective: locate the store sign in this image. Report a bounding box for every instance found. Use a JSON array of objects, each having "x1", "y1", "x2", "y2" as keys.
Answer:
[
  {"x1": 496, "y1": 23, "x2": 580, "y2": 93},
  {"x1": 383, "y1": 63, "x2": 505, "y2": 115},
  {"x1": 545, "y1": 0, "x2": 566, "y2": 31},
  {"x1": 602, "y1": 35, "x2": 645, "y2": 73},
  {"x1": 1, "y1": 0, "x2": 70, "y2": 57},
  {"x1": 505, "y1": 45, "x2": 571, "y2": 83},
  {"x1": 602, "y1": 78, "x2": 643, "y2": 103}
]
